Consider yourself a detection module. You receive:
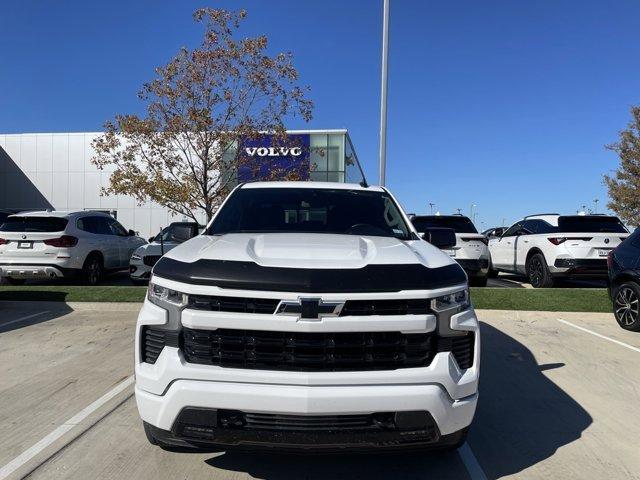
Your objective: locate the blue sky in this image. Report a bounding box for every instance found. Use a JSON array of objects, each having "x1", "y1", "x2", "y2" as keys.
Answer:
[{"x1": 1, "y1": 0, "x2": 639, "y2": 229}]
